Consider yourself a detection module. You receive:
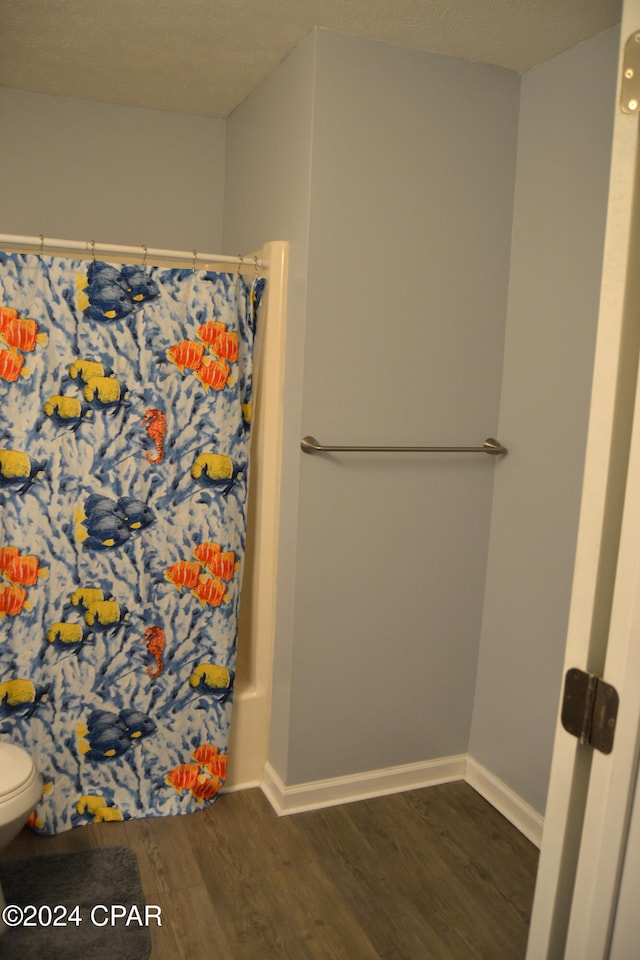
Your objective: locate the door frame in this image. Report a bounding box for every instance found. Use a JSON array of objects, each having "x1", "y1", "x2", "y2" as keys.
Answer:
[{"x1": 526, "y1": 4, "x2": 640, "y2": 956}]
